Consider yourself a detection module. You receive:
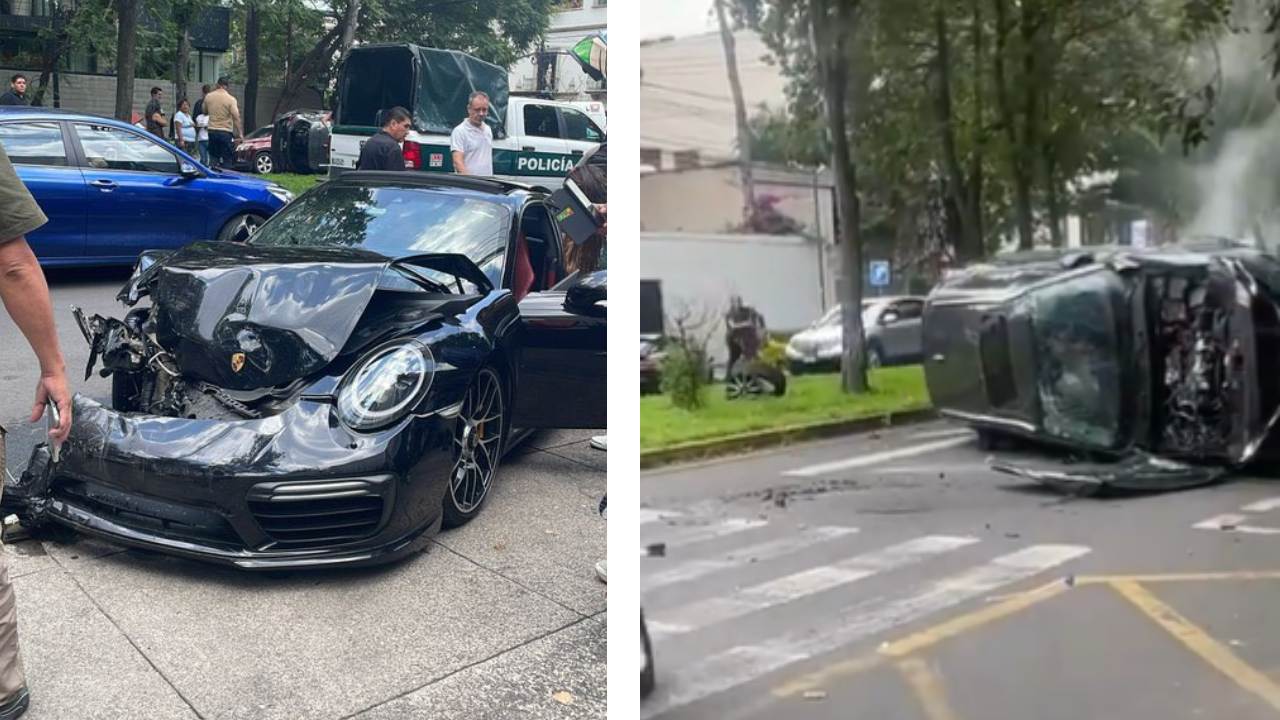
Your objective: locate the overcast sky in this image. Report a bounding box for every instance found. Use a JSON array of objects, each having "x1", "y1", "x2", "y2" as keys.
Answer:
[{"x1": 643, "y1": 0, "x2": 717, "y2": 41}]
